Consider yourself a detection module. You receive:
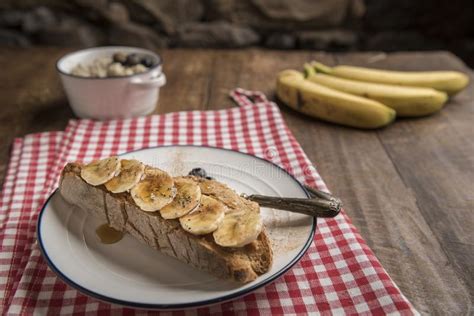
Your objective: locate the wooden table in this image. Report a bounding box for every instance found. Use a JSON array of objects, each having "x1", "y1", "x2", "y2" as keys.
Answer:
[{"x1": 0, "y1": 48, "x2": 472, "y2": 314}]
